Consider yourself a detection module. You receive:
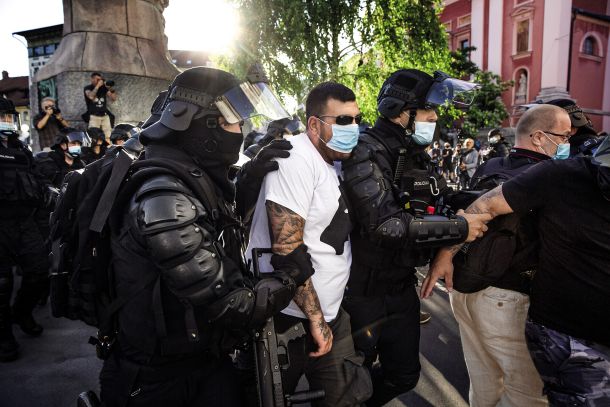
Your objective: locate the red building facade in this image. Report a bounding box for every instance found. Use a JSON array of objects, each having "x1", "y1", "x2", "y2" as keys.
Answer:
[{"x1": 441, "y1": 0, "x2": 610, "y2": 131}]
